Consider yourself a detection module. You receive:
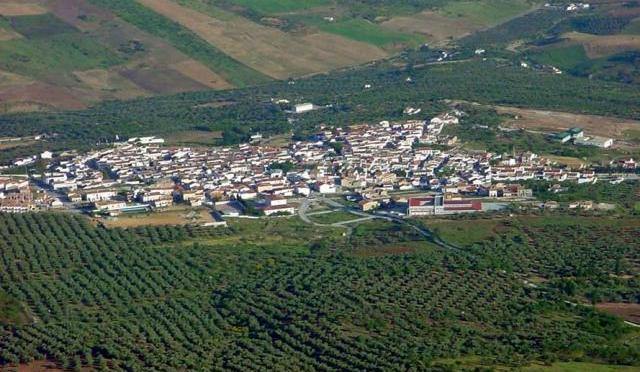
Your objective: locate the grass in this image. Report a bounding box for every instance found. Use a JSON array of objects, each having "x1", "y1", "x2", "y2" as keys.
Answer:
[
  {"x1": 518, "y1": 215, "x2": 640, "y2": 228},
  {"x1": 543, "y1": 154, "x2": 586, "y2": 168},
  {"x1": 624, "y1": 129, "x2": 640, "y2": 143},
  {"x1": 623, "y1": 18, "x2": 640, "y2": 35},
  {"x1": 229, "y1": 0, "x2": 329, "y2": 14},
  {"x1": 523, "y1": 362, "x2": 640, "y2": 371},
  {"x1": 0, "y1": 291, "x2": 28, "y2": 325},
  {"x1": 0, "y1": 32, "x2": 123, "y2": 78},
  {"x1": 439, "y1": 0, "x2": 535, "y2": 26},
  {"x1": 164, "y1": 130, "x2": 223, "y2": 146},
  {"x1": 428, "y1": 218, "x2": 506, "y2": 246},
  {"x1": 8, "y1": 13, "x2": 76, "y2": 38},
  {"x1": 310, "y1": 210, "x2": 360, "y2": 224},
  {"x1": 529, "y1": 44, "x2": 590, "y2": 70},
  {"x1": 301, "y1": 17, "x2": 424, "y2": 48}
]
